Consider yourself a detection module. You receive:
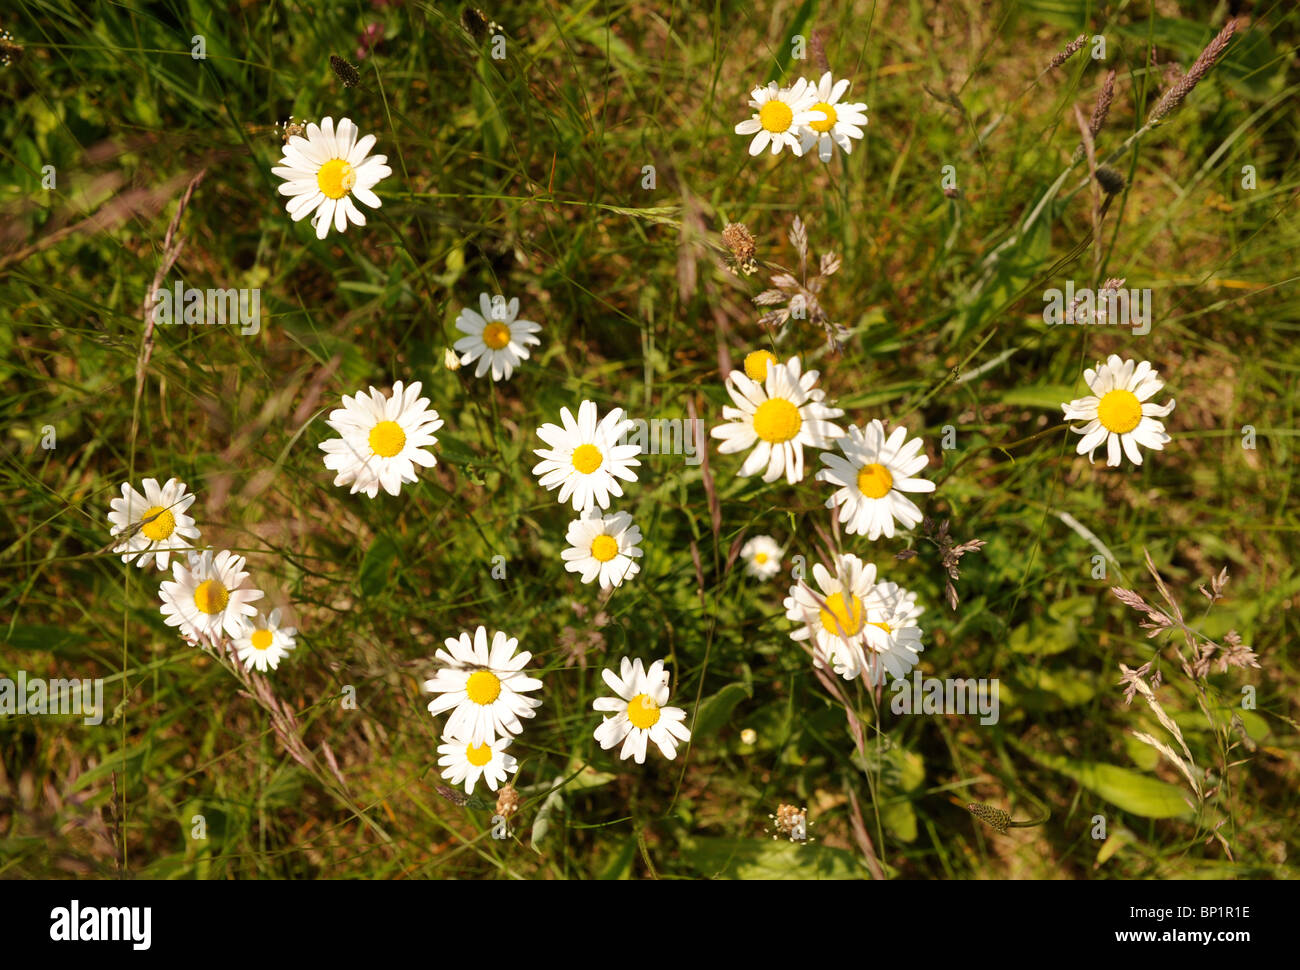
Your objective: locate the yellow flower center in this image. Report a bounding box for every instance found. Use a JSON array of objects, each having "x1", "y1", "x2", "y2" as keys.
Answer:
[
  {"x1": 465, "y1": 742, "x2": 493, "y2": 767},
  {"x1": 193, "y1": 579, "x2": 229, "y2": 616},
  {"x1": 759, "y1": 100, "x2": 794, "y2": 133},
  {"x1": 744, "y1": 350, "x2": 777, "y2": 382},
  {"x1": 465, "y1": 670, "x2": 502, "y2": 705},
  {"x1": 1097, "y1": 389, "x2": 1142, "y2": 434},
  {"x1": 316, "y1": 159, "x2": 357, "y2": 200},
  {"x1": 869, "y1": 621, "x2": 893, "y2": 635},
  {"x1": 482, "y1": 322, "x2": 511, "y2": 350},
  {"x1": 809, "y1": 101, "x2": 837, "y2": 133},
  {"x1": 819, "y1": 592, "x2": 865, "y2": 637},
  {"x1": 369, "y1": 420, "x2": 406, "y2": 458},
  {"x1": 857, "y1": 463, "x2": 894, "y2": 499},
  {"x1": 754, "y1": 552, "x2": 769, "y2": 564},
  {"x1": 627, "y1": 693, "x2": 661, "y2": 730},
  {"x1": 250, "y1": 629, "x2": 274, "y2": 651},
  {"x1": 590, "y1": 534, "x2": 620, "y2": 562},
  {"x1": 752, "y1": 398, "x2": 802, "y2": 444},
  {"x1": 571, "y1": 443, "x2": 603, "y2": 474},
  {"x1": 140, "y1": 505, "x2": 176, "y2": 542}
]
